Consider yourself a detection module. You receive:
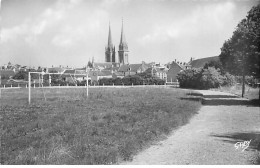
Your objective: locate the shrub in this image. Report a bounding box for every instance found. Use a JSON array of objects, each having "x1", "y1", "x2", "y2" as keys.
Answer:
[
  {"x1": 76, "y1": 80, "x2": 91, "y2": 86},
  {"x1": 177, "y1": 67, "x2": 235, "y2": 89},
  {"x1": 13, "y1": 71, "x2": 28, "y2": 80},
  {"x1": 235, "y1": 76, "x2": 258, "y2": 86},
  {"x1": 113, "y1": 78, "x2": 123, "y2": 85},
  {"x1": 122, "y1": 75, "x2": 143, "y2": 85},
  {"x1": 222, "y1": 72, "x2": 236, "y2": 86},
  {"x1": 200, "y1": 67, "x2": 224, "y2": 89},
  {"x1": 177, "y1": 68, "x2": 202, "y2": 88}
]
